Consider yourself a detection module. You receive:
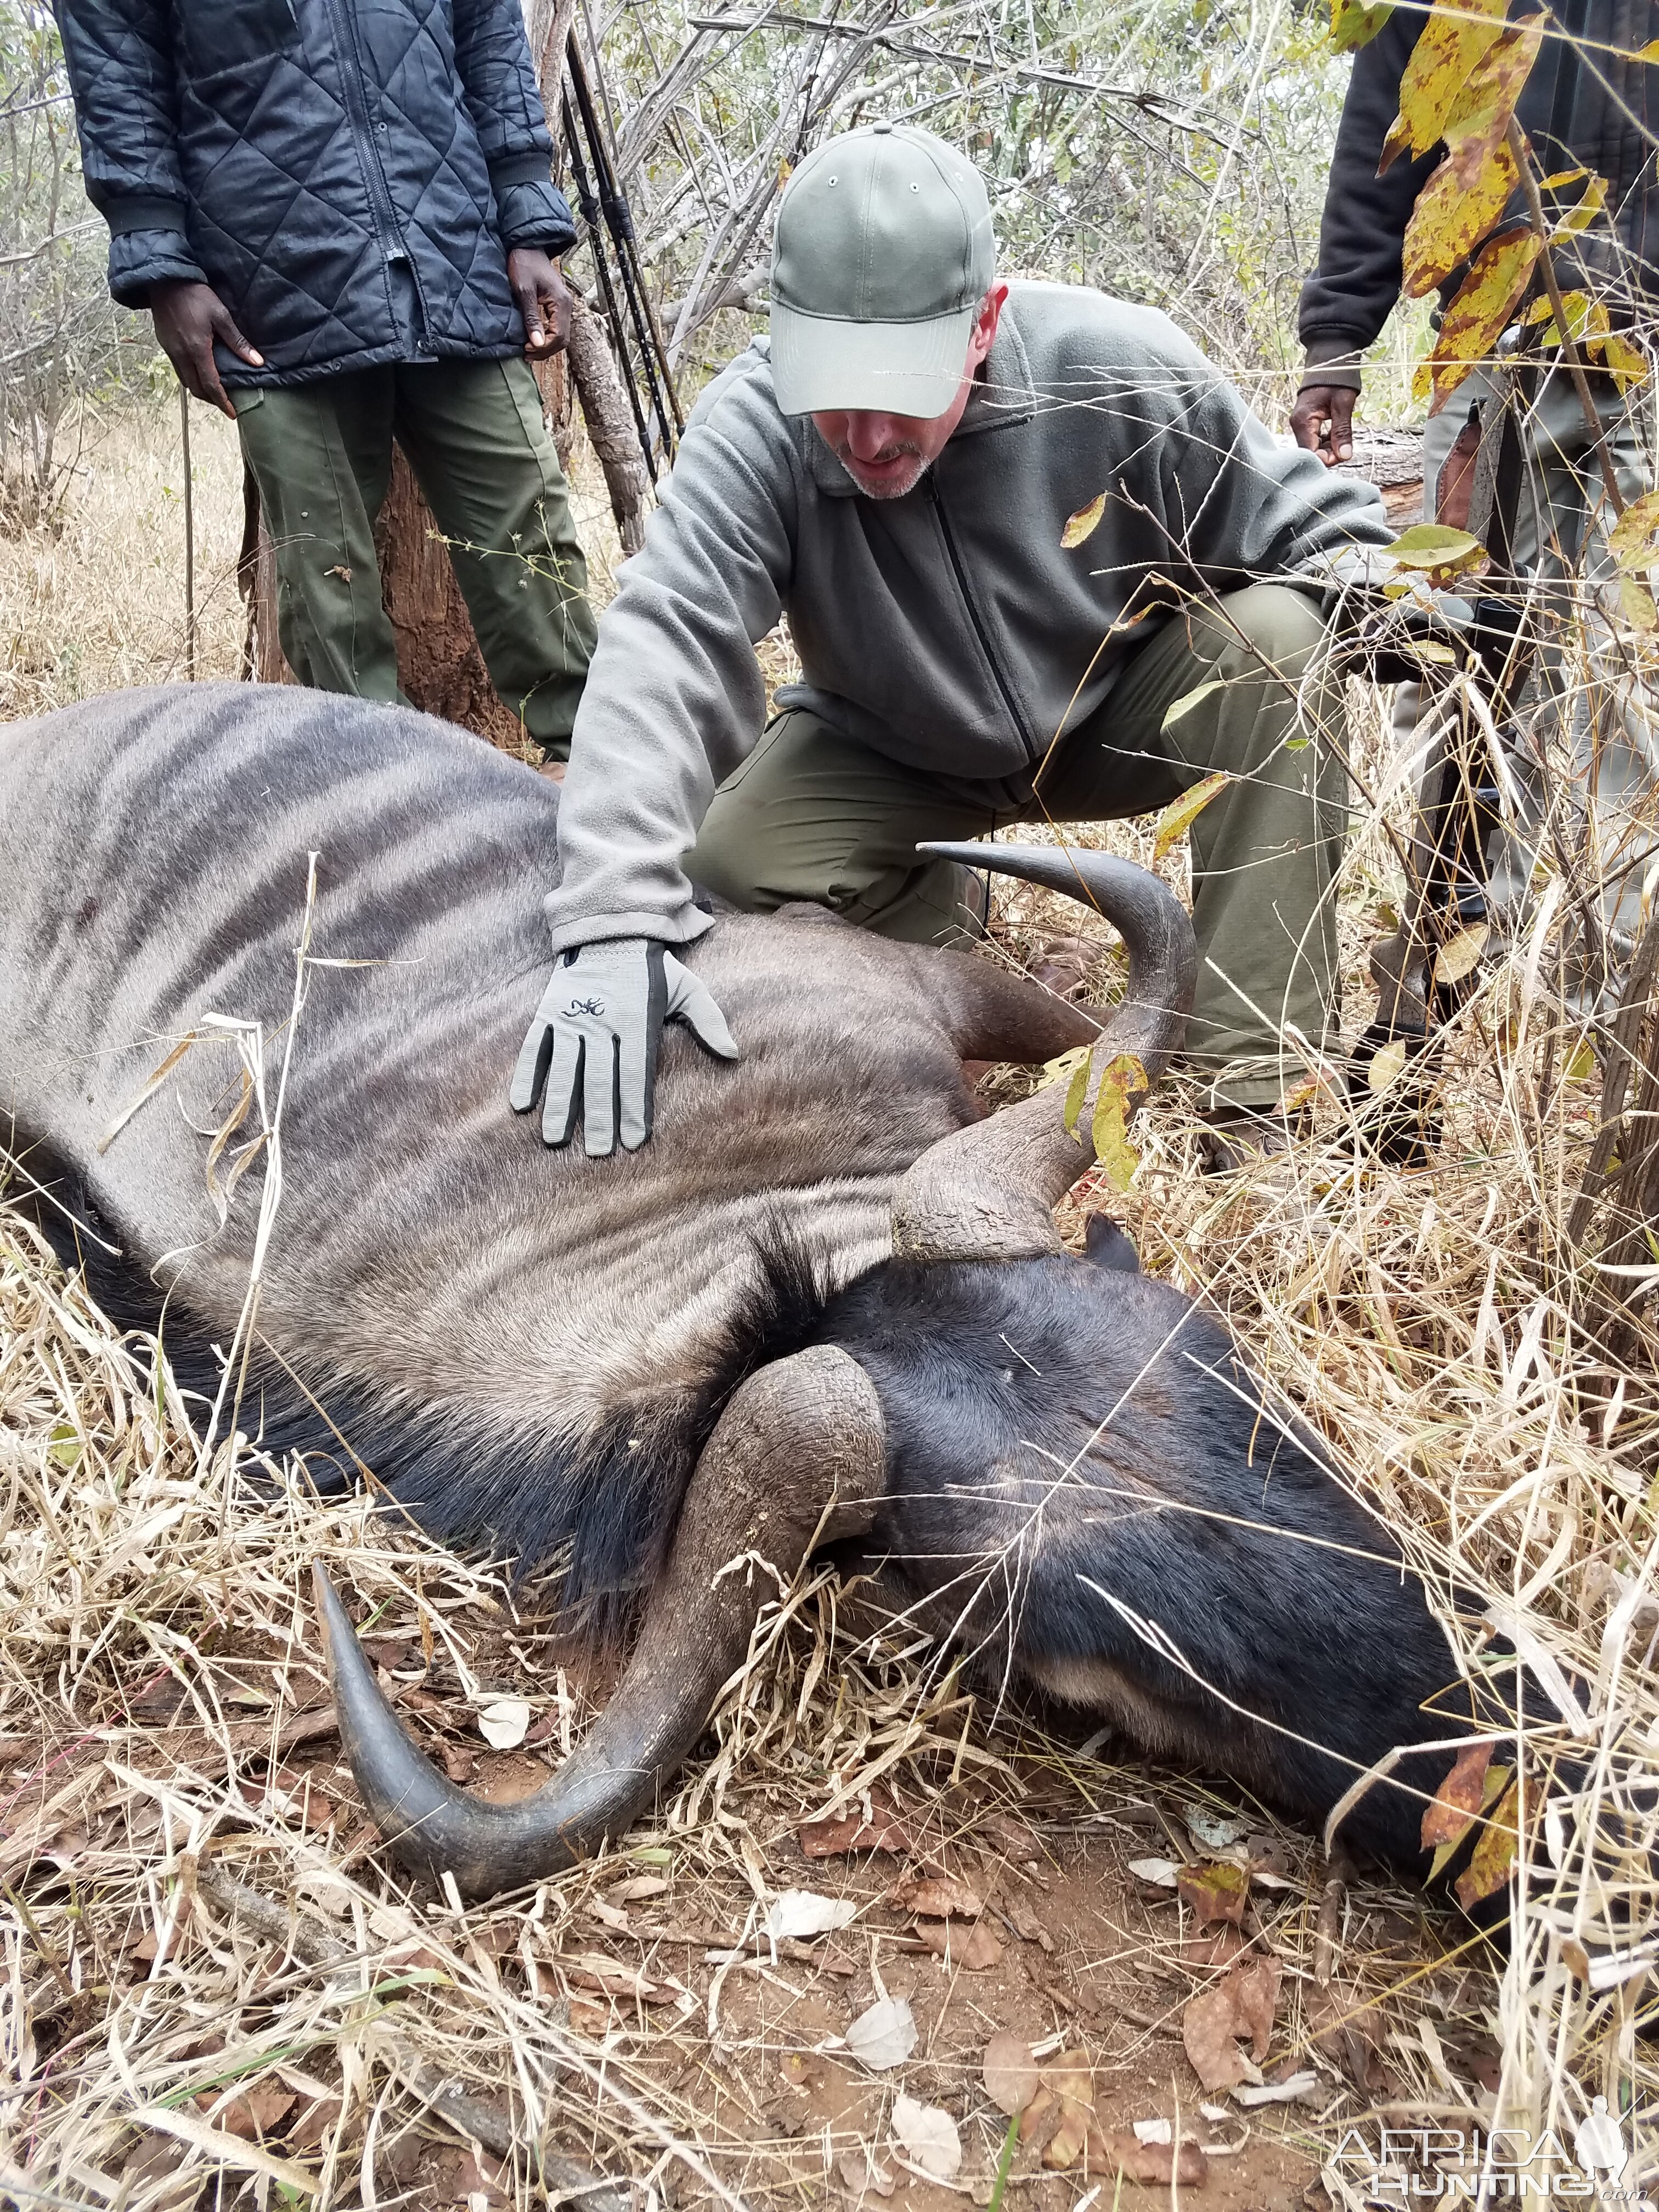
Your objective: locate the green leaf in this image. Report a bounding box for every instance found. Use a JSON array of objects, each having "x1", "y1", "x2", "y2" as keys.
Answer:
[
  {"x1": 48, "y1": 1420, "x2": 81, "y2": 1469},
  {"x1": 1384, "y1": 522, "x2": 1486, "y2": 572},
  {"x1": 1159, "y1": 683, "x2": 1225, "y2": 733},
  {"x1": 1329, "y1": 0, "x2": 1392, "y2": 49}
]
